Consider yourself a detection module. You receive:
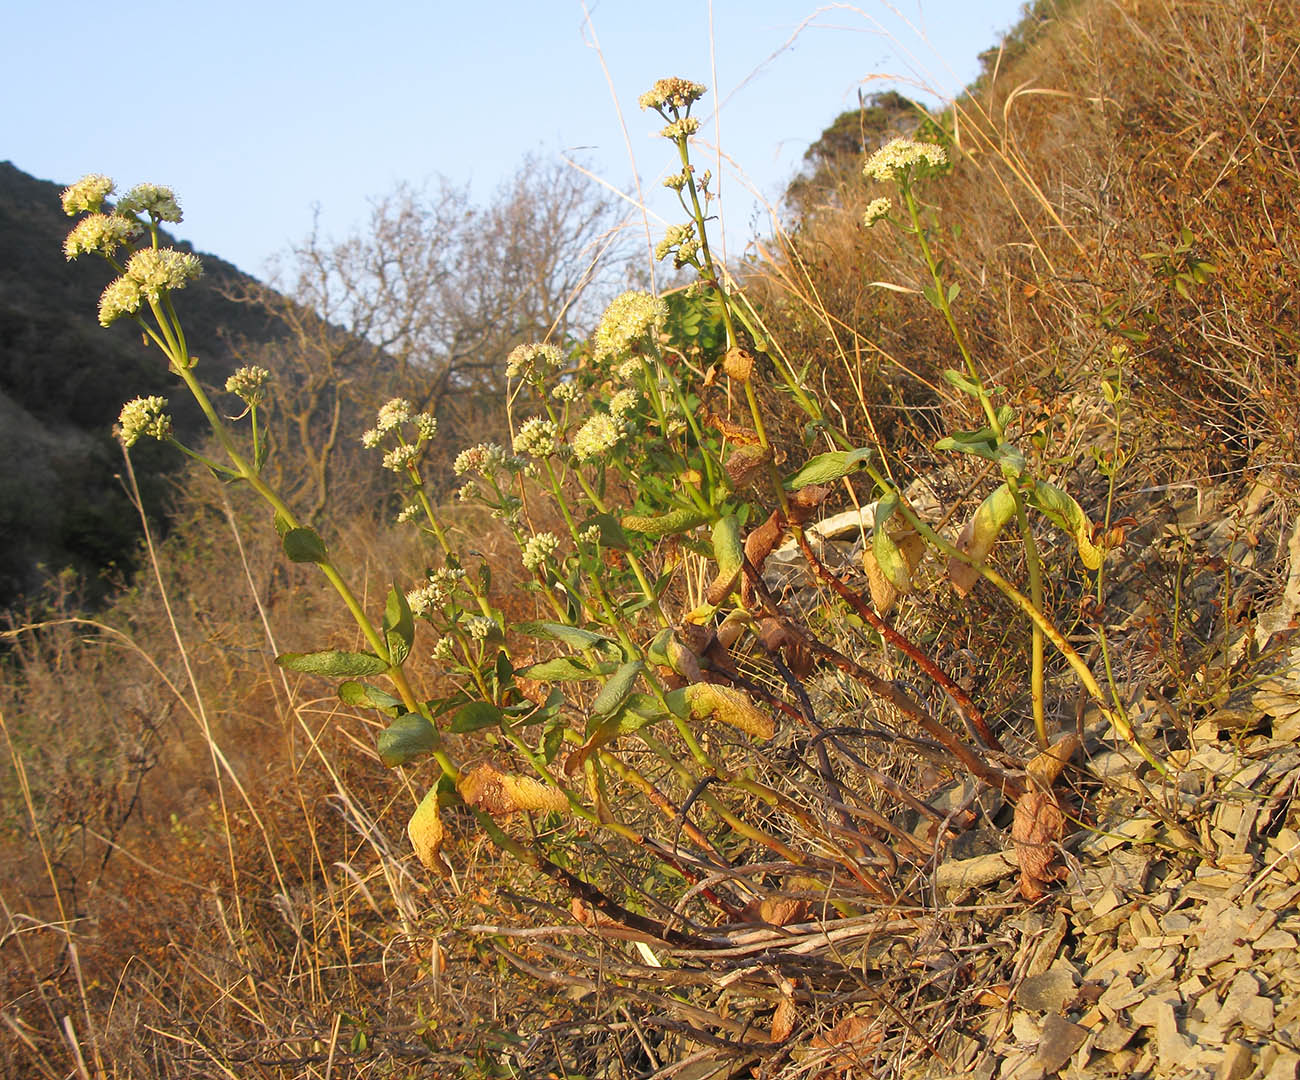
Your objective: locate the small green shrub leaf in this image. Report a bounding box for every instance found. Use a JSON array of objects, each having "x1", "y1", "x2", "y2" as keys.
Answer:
[
  {"x1": 949, "y1": 483, "x2": 1017, "y2": 596},
  {"x1": 277, "y1": 650, "x2": 389, "y2": 677},
  {"x1": 784, "y1": 447, "x2": 874, "y2": 490},
  {"x1": 338, "y1": 680, "x2": 402, "y2": 714},
  {"x1": 935, "y1": 427, "x2": 998, "y2": 460},
  {"x1": 590, "y1": 660, "x2": 644, "y2": 723},
  {"x1": 942, "y1": 368, "x2": 984, "y2": 398},
  {"x1": 517, "y1": 656, "x2": 612, "y2": 682},
  {"x1": 282, "y1": 526, "x2": 329, "y2": 563},
  {"x1": 621, "y1": 507, "x2": 710, "y2": 537},
  {"x1": 449, "y1": 701, "x2": 504, "y2": 733},
  {"x1": 580, "y1": 513, "x2": 630, "y2": 550},
  {"x1": 705, "y1": 514, "x2": 744, "y2": 604},
  {"x1": 383, "y1": 586, "x2": 414, "y2": 667},
  {"x1": 541, "y1": 721, "x2": 565, "y2": 764},
  {"x1": 515, "y1": 621, "x2": 620, "y2": 654},
  {"x1": 376, "y1": 713, "x2": 438, "y2": 767},
  {"x1": 872, "y1": 492, "x2": 912, "y2": 592},
  {"x1": 1028, "y1": 481, "x2": 1105, "y2": 569}
]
